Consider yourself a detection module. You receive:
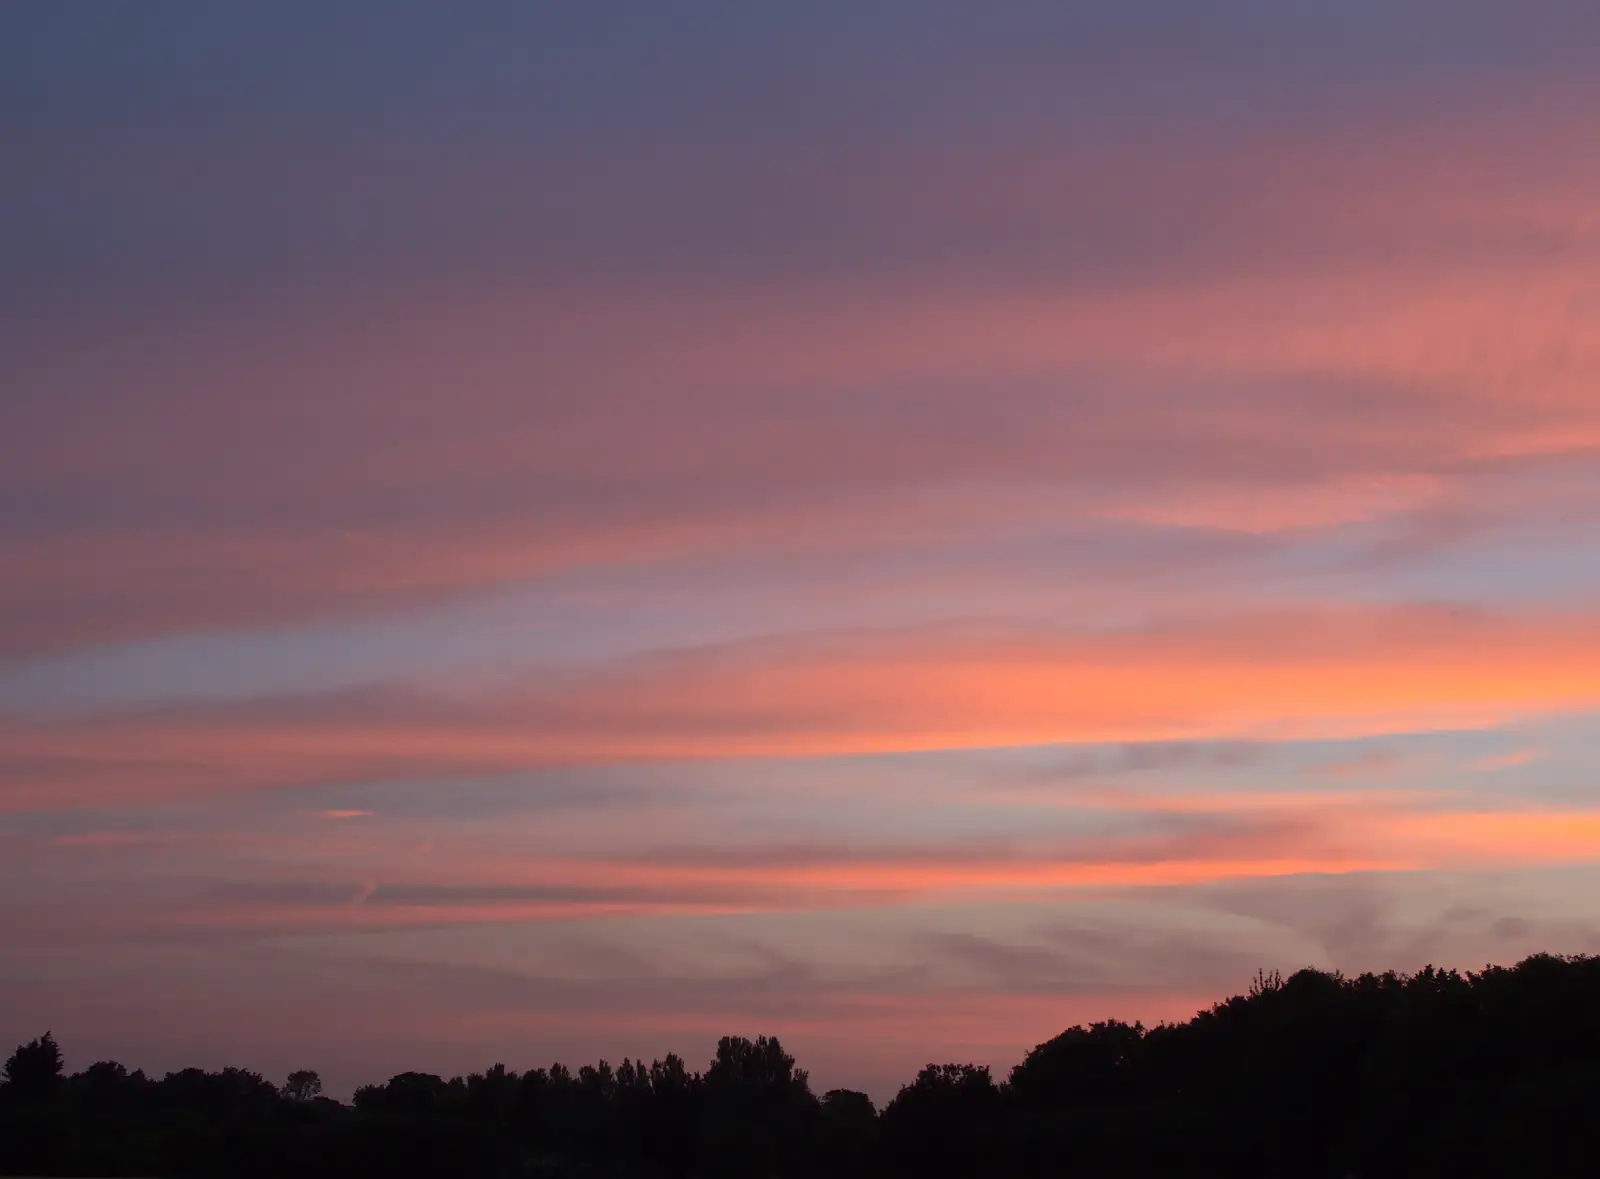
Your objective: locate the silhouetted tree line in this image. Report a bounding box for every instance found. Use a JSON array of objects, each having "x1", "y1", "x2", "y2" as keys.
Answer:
[{"x1": 6, "y1": 953, "x2": 1600, "y2": 1177}]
